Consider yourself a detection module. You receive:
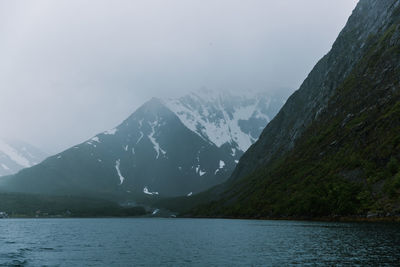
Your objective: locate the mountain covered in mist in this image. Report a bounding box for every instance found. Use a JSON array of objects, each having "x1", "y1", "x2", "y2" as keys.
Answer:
[
  {"x1": 1, "y1": 90, "x2": 286, "y2": 199},
  {"x1": 0, "y1": 139, "x2": 47, "y2": 176},
  {"x1": 182, "y1": 0, "x2": 400, "y2": 218}
]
